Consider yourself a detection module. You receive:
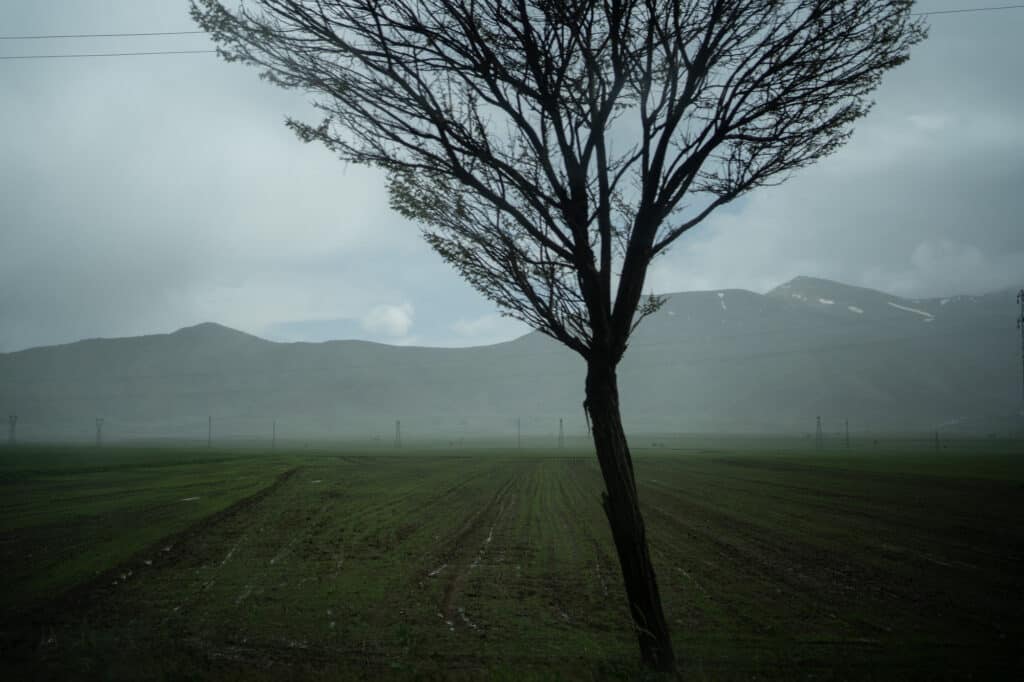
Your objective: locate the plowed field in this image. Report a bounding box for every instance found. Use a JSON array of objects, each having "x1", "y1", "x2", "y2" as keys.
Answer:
[{"x1": 2, "y1": 444, "x2": 1021, "y2": 679}]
